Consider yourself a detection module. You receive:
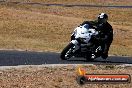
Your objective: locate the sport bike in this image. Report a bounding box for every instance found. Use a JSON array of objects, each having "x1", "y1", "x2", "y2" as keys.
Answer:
[{"x1": 60, "y1": 24, "x2": 103, "y2": 61}]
